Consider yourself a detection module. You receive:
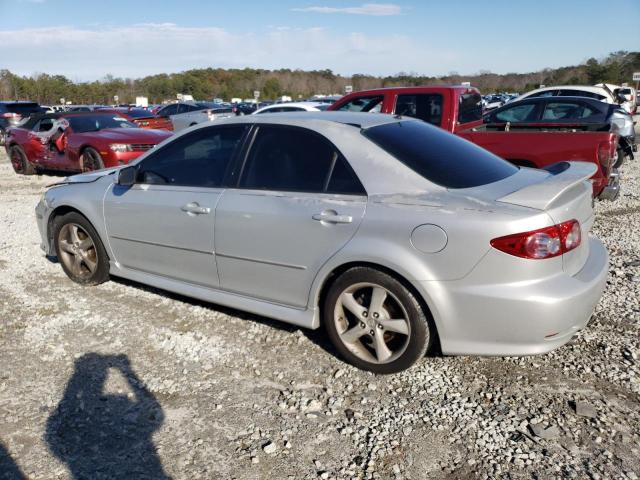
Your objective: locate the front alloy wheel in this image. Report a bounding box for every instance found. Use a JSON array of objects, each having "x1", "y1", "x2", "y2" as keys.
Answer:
[{"x1": 53, "y1": 212, "x2": 110, "y2": 286}]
